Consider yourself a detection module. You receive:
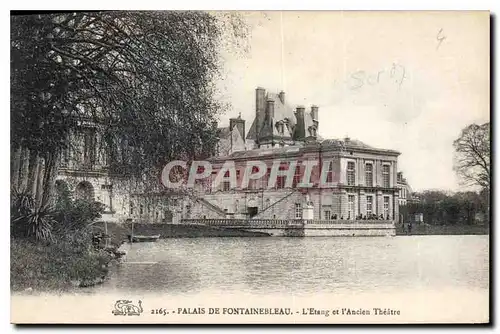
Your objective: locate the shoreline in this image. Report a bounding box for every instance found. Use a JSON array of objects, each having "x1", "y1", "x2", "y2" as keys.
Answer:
[
  {"x1": 10, "y1": 223, "x2": 270, "y2": 293},
  {"x1": 94, "y1": 222, "x2": 490, "y2": 242},
  {"x1": 11, "y1": 222, "x2": 489, "y2": 294},
  {"x1": 10, "y1": 234, "x2": 125, "y2": 294},
  {"x1": 91, "y1": 222, "x2": 273, "y2": 245},
  {"x1": 395, "y1": 223, "x2": 489, "y2": 236}
]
